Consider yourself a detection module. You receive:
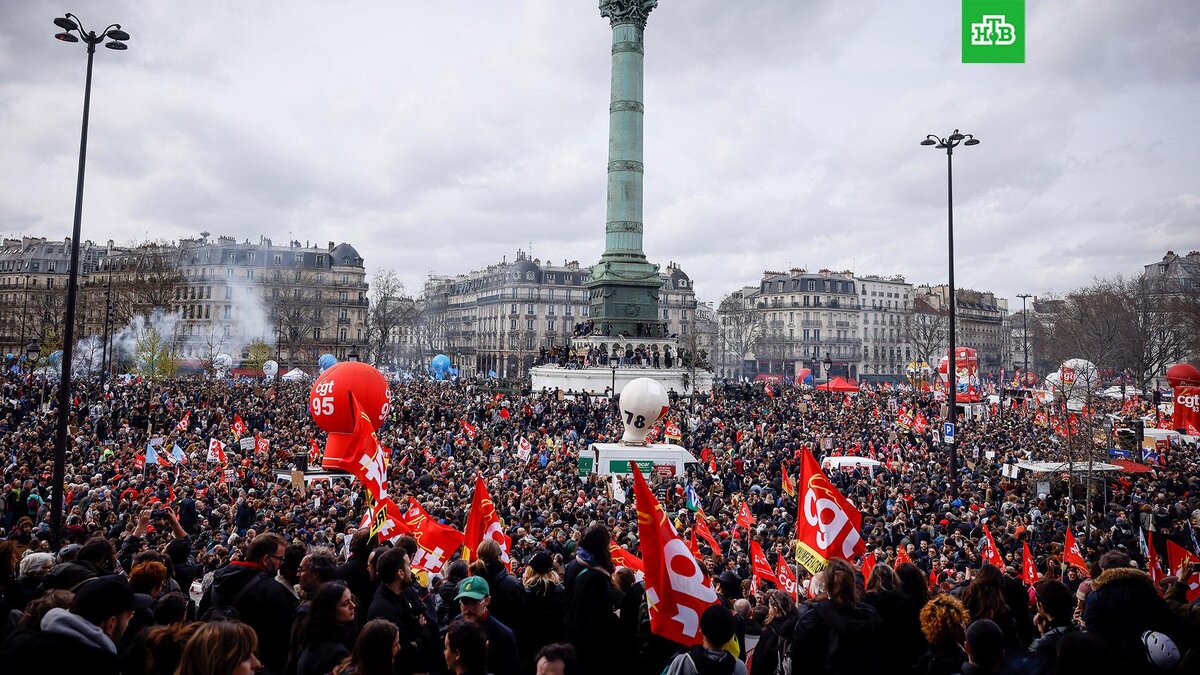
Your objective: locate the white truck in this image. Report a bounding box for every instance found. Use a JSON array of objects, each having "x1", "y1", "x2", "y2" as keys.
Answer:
[{"x1": 578, "y1": 443, "x2": 700, "y2": 478}]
